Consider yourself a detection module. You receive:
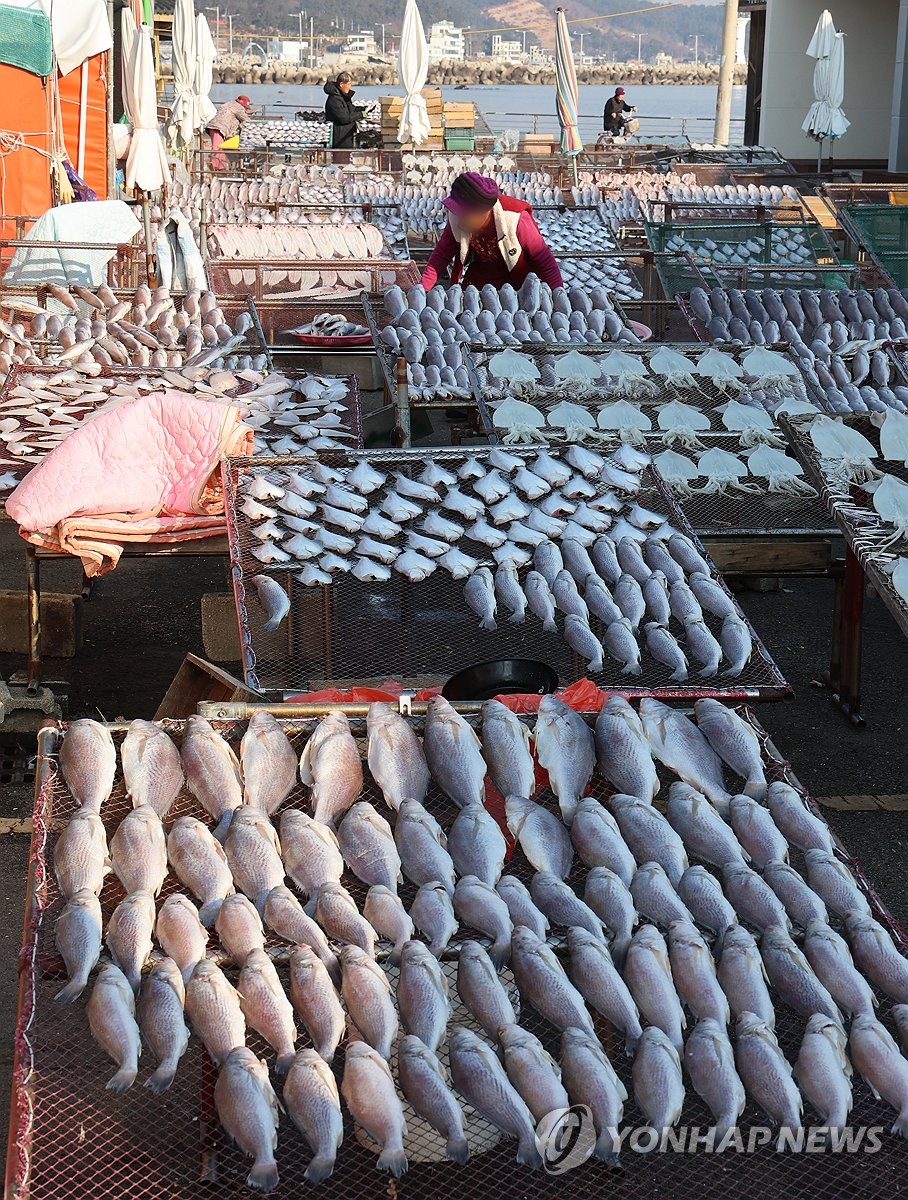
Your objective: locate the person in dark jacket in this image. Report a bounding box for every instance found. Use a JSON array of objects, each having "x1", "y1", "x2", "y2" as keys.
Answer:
[
  {"x1": 324, "y1": 73, "x2": 366, "y2": 149},
  {"x1": 603, "y1": 87, "x2": 636, "y2": 135}
]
